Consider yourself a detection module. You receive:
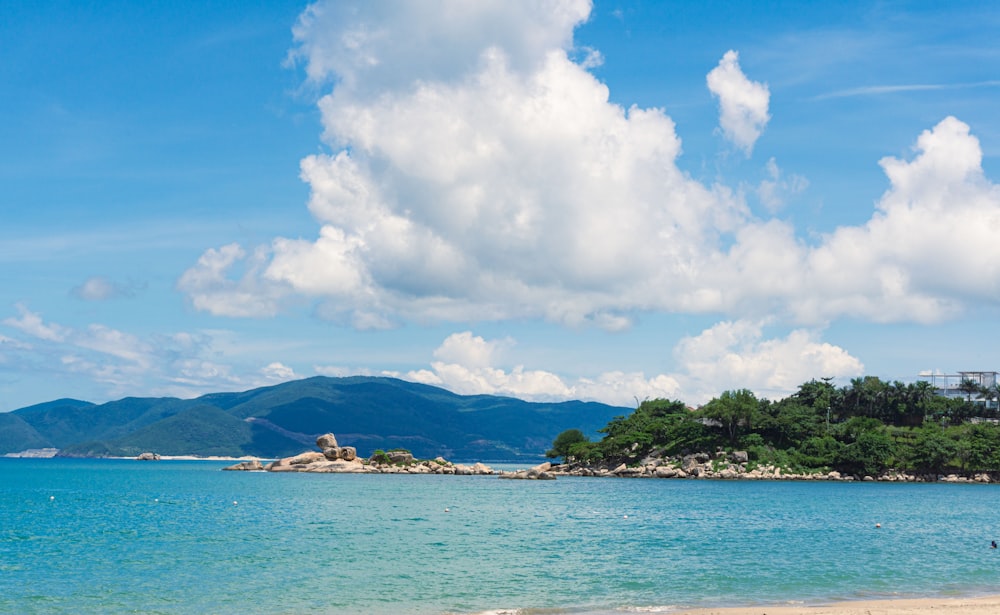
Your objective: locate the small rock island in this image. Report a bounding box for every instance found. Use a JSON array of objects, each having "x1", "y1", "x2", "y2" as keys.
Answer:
[{"x1": 223, "y1": 433, "x2": 495, "y2": 475}]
